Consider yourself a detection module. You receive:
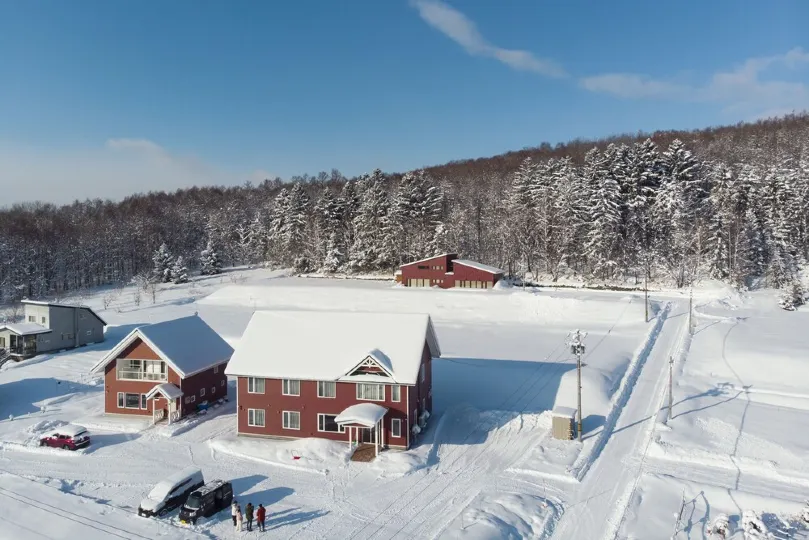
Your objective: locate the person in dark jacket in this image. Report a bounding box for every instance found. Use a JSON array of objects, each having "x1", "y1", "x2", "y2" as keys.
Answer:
[
  {"x1": 256, "y1": 504, "x2": 266, "y2": 532},
  {"x1": 245, "y1": 502, "x2": 254, "y2": 531}
]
